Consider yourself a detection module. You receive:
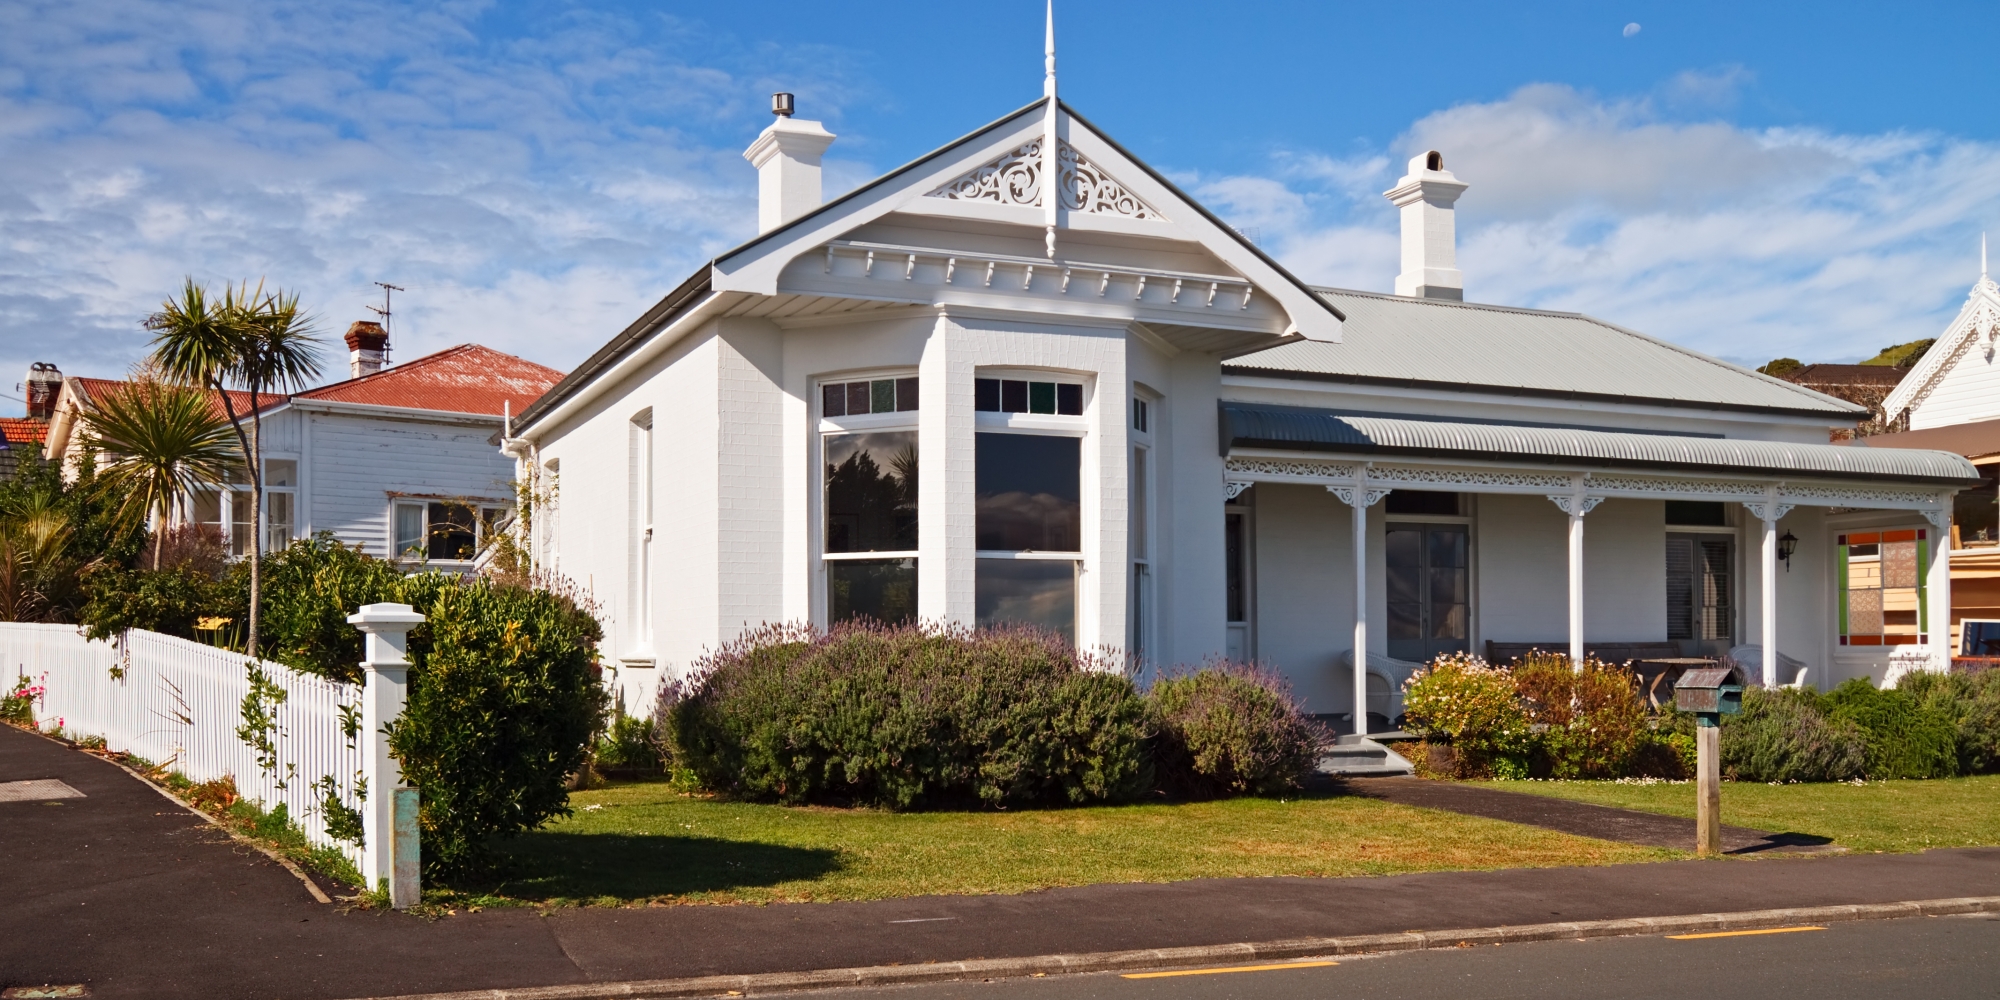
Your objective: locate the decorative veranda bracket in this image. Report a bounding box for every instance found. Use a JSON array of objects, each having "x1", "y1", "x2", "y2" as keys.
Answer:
[
  {"x1": 1327, "y1": 485, "x2": 1392, "y2": 508},
  {"x1": 1547, "y1": 494, "x2": 1606, "y2": 517},
  {"x1": 1740, "y1": 501, "x2": 1797, "y2": 522},
  {"x1": 1223, "y1": 481, "x2": 1253, "y2": 501}
]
